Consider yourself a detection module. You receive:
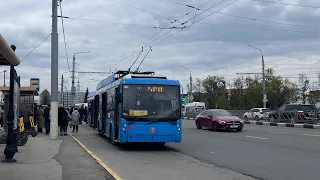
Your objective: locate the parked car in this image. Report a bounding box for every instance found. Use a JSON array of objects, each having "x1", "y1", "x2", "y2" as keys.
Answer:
[
  {"x1": 195, "y1": 109, "x2": 244, "y2": 132},
  {"x1": 270, "y1": 103, "x2": 318, "y2": 123},
  {"x1": 243, "y1": 108, "x2": 271, "y2": 120}
]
